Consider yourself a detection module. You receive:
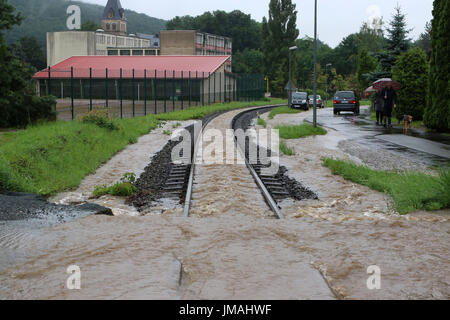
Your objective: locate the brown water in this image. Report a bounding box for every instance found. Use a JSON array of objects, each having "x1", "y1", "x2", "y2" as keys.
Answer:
[{"x1": 0, "y1": 108, "x2": 449, "y2": 300}]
